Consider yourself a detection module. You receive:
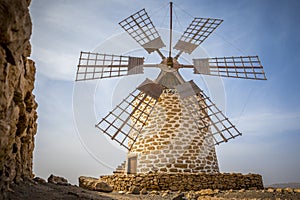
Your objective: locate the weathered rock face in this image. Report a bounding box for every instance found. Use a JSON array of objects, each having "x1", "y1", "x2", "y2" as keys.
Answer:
[{"x1": 0, "y1": 0, "x2": 37, "y2": 197}]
